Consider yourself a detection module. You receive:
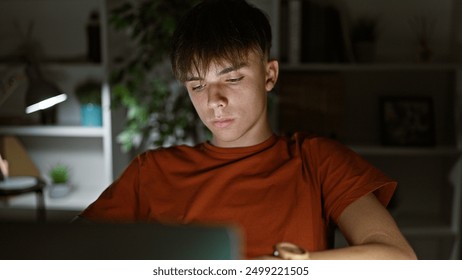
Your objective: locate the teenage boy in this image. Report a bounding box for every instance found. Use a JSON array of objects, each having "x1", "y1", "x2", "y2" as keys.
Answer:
[{"x1": 78, "y1": 0, "x2": 416, "y2": 260}]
